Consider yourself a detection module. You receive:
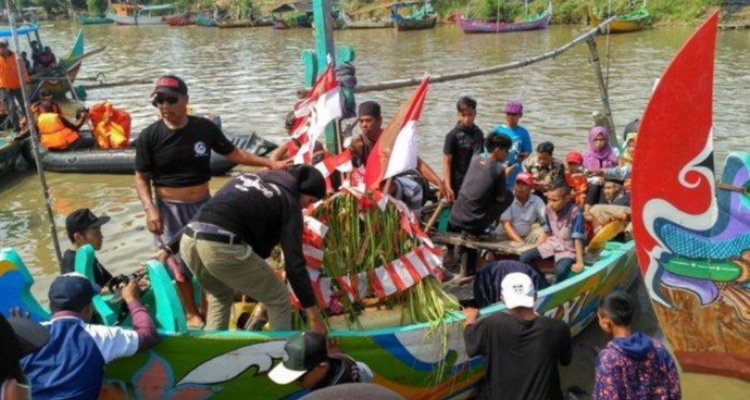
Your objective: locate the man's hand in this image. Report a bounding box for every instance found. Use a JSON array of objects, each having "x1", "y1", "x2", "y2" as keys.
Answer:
[
  {"x1": 572, "y1": 261, "x2": 585, "y2": 274},
  {"x1": 586, "y1": 169, "x2": 605, "y2": 178},
  {"x1": 9, "y1": 307, "x2": 30, "y2": 319},
  {"x1": 533, "y1": 182, "x2": 550, "y2": 193},
  {"x1": 306, "y1": 307, "x2": 329, "y2": 337},
  {"x1": 121, "y1": 280, "x2": 141, "y2": 303},
  {"x1": 152, "y1": 249, "x2": 170, "y2": 265},
  {"x1": 269, "y1": 160, "x2": 291, "y2": 170},
  {"x1": 624, "y1": 178, "x2": 632, "y2": 191},
  {"x1": 146, "y1": 208, "x2": 164, "y2": 236},
  {"x1": 464, "y1": 307, "x2": 479, "y2": 325},
  {"x1": 441, "y1": 182, "x2": 455, "y2": 203}
]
